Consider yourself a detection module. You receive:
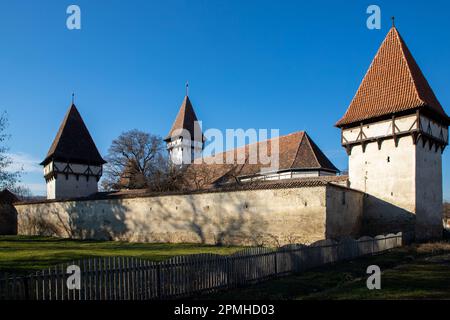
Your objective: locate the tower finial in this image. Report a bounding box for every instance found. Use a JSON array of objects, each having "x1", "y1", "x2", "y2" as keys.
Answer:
[
  {"x1": 185, "y1": 81, "x2": 189, "y2": 97},
  {"x1": 391, "y1": 16, "x2": 395, "y2": 28},
  {"x1": 71, "y1": 92, "x2": 75, "y2": 105}
]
